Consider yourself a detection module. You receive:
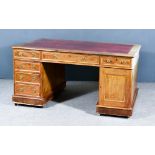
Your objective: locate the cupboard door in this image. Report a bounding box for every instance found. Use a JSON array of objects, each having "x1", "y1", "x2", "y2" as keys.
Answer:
[{"x1": 99, "y1": 67, "x2": 132, "y2": 108}]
